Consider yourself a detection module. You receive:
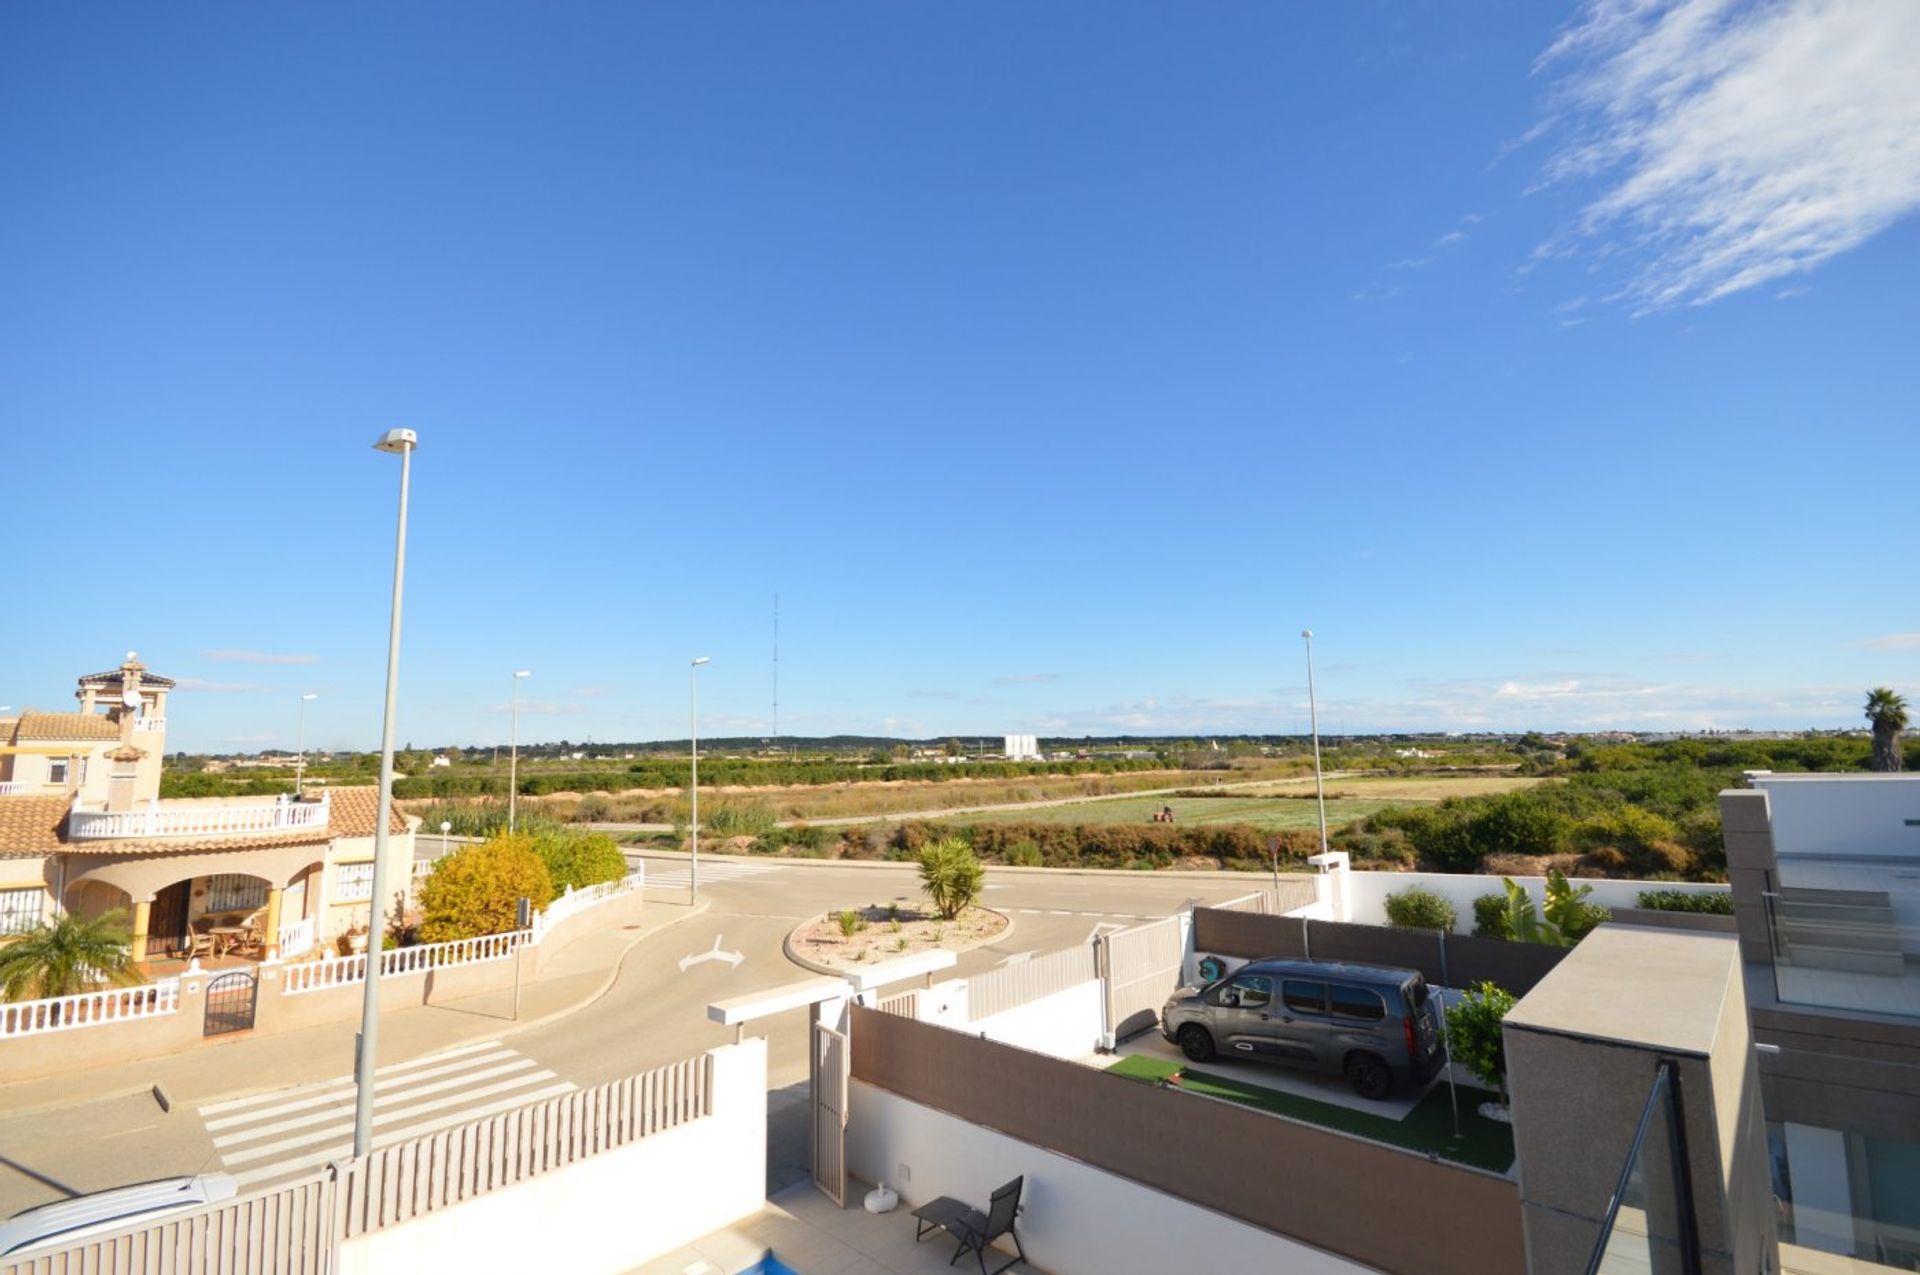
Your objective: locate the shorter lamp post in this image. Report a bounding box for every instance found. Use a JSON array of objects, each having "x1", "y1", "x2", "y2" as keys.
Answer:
[
  {"x1": 689, "y1": 656, "x2": 710, "y2": 905},
  {"x1": 296, "y1": 693, "x2": 318, "y2": 797}
]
